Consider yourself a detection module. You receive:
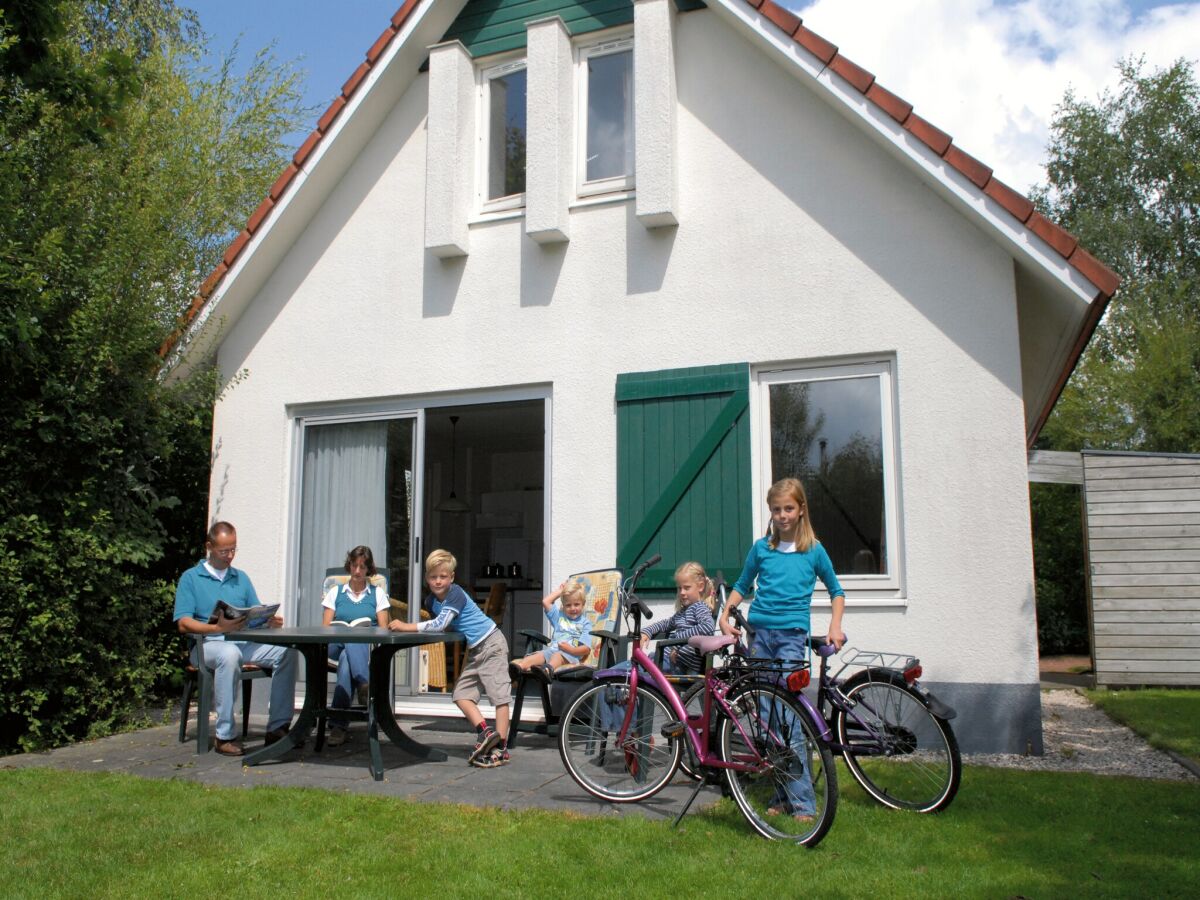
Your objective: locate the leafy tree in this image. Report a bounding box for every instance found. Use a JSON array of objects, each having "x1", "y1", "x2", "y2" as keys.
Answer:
[
  {"x1": 1028, "y1": 57, "x2": 1200, "y2": 654},
  {"x1": 0, "y1": 0, "x2": 307, "y2": 752},
  {"x1": 1033, "y1": 57, "x2": 1200, "y2": 453}
]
